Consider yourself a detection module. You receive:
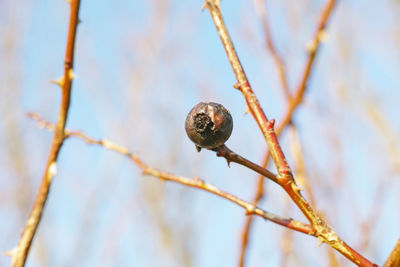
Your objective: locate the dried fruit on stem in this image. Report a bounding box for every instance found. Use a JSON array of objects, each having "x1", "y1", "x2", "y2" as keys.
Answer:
[{"x1": 185, "y1": 102, "x2": 233, "y2": 150}]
